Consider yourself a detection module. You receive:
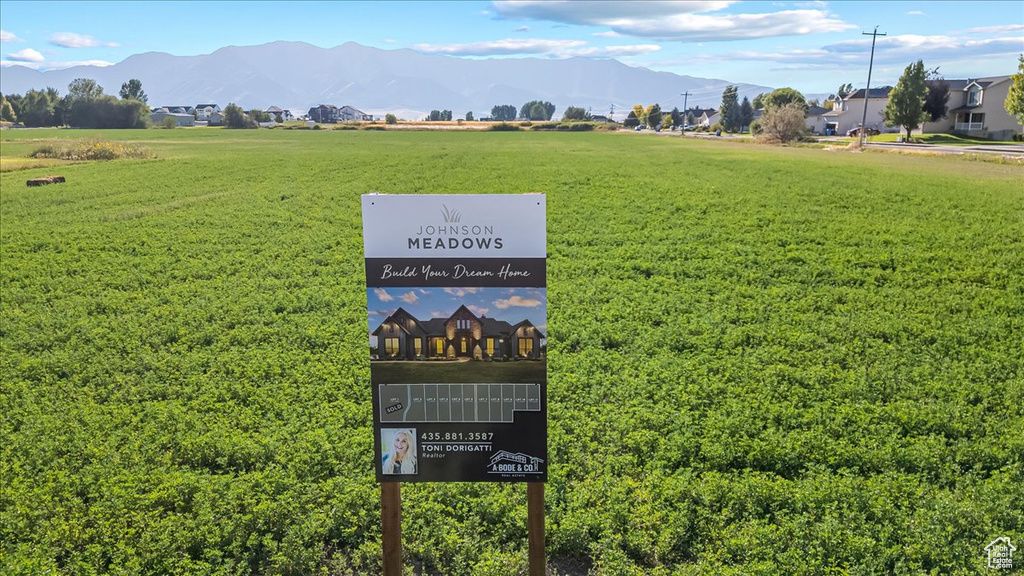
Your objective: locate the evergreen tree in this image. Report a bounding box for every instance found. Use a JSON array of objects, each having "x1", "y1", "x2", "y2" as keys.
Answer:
[
  {"x1": 739, "y1": 97, "x2": 754, "y2": 131},
  {"x1": 645, "y1": 104, "x2": 662, "y2": 129},
  {"x1": 720, "y1": 85, "x2": 739, "y2": 132}
]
